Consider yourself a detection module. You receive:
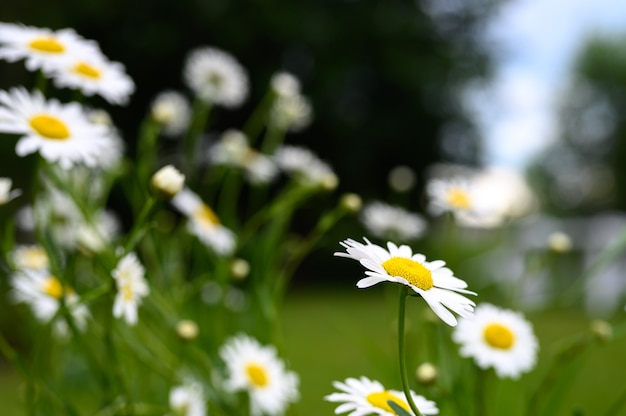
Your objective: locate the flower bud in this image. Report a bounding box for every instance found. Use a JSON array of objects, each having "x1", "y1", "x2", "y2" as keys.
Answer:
[
  {"x1": 547, "y1": 231, "x2": 573, "y2": 253},
  {"x1": 231, "y1": 258, "x2": 250, "y2": 281},
  {"x1": 590, "y1": 320, "x2": 612, "y2": 343},
  {"x1": 152, "y1": 165, "x2": 185, "y2": 199},
  {"x1": 340, "y1": 193, "x2": 362, "y2": 214},
  {"x1": 415, "y1": 362, "x2": 437, "y2": 385},
  {"x1": 176, "y1": 319, "x2": 199, "y2": 341}
]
